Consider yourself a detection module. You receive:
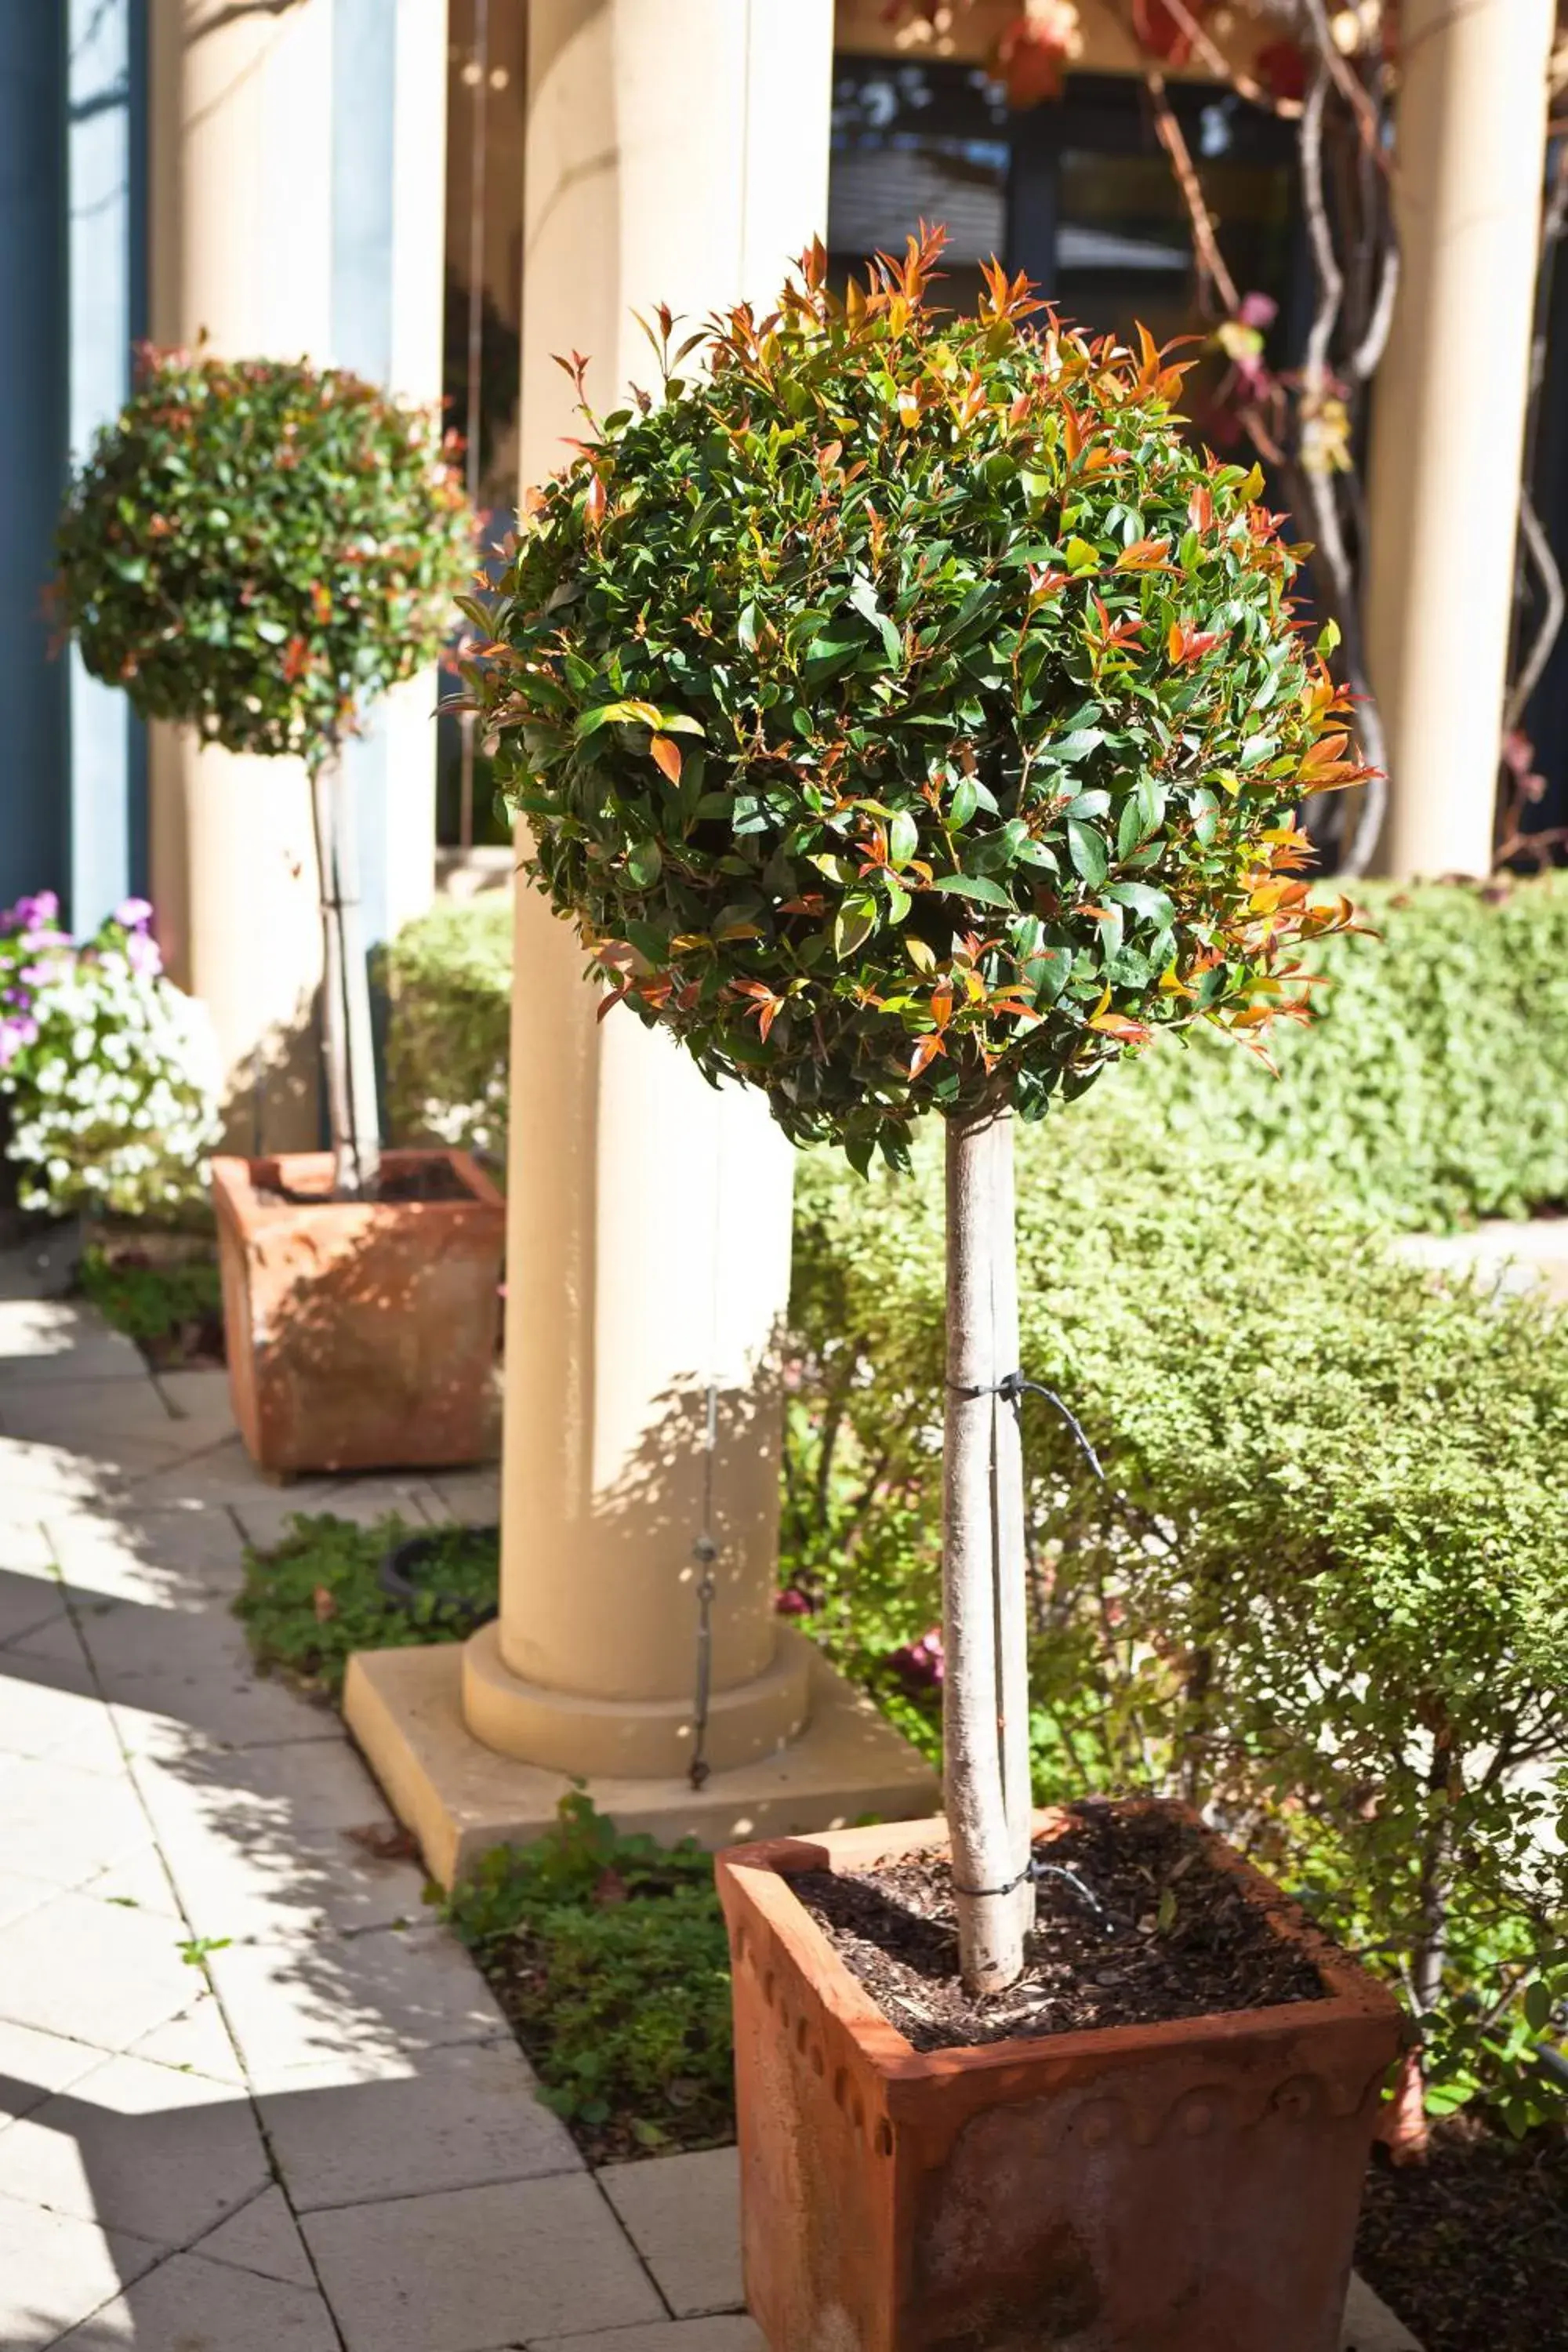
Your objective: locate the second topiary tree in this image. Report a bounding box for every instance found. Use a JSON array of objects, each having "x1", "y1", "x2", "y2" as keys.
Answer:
[
  {"x1": 57, "y1": 350, "x2": 474, "y2": 1194},
  {"x1": 470, "y1": 230, "x2": 1363, "y2": 1991}
]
